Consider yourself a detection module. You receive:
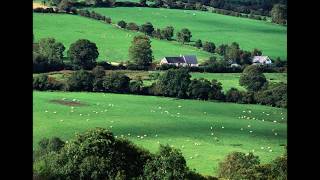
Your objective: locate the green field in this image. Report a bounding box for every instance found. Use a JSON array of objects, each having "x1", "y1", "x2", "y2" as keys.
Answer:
[
  {"x1": 33, "y1": 13, "x2": 212, "y2": 62},
  {"x1": 33, "y1": 91, "x2": 287, "y2": 175},
  {"x1": 89, "y1": 7, "x2": 287, "y2": 59}
]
